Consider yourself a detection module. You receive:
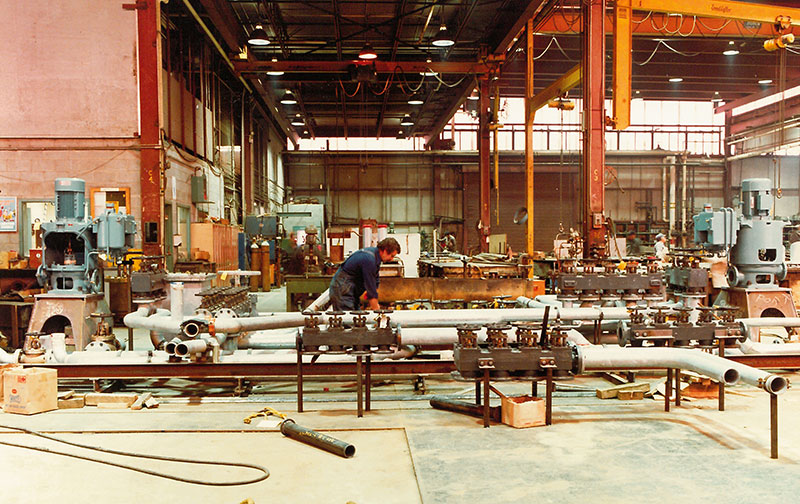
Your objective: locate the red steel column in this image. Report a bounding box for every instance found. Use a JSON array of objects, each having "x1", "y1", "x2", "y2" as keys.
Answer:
[
  {"x1": 581, "y1": 0, "x2": 608, "y2": 257},
  {"x1": 525, "y1": 19, "x2": 535, "y2": 269},
  {"x1": 136, "y1": 1, "x2": 164, "y2": 256},
  {"x1": 479, "y1": 78, "x2": 491, "y2": 252}
]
